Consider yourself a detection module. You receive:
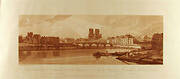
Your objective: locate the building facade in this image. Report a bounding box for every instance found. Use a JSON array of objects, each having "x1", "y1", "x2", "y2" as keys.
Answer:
[
  {"x1": 151, "y1": 33, "x2": 163, "y2": 50},
  {"x1": 19, "y1": 32, "x2": 60, "y2": 45},
  {"x1": 88, "y1": 28, "x2": 102, "y2": 40},
  {"x1": 88, "y1": 28, "x2": 94, "y2": 40},
  {"x1": 40, "y1": 37, "x2": 59, "y2": 45},
  {"x1": 95, "y1": 29, "x2": 102, "y2": 40},
  {"x1": 108, "y1": 35, "x2": 134, "y2": 46}
]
